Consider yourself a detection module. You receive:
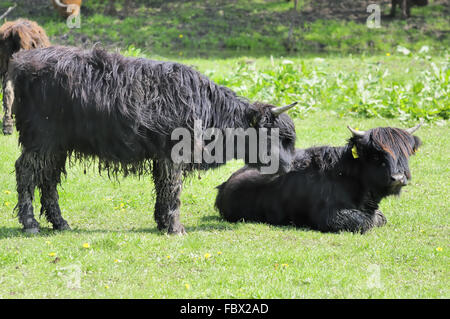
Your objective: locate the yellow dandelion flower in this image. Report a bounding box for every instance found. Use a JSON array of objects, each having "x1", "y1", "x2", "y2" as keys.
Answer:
[
  {"x1": 204, "y1": 253, "x2": 211, "y2": 259},
  {"x1": 436, "y1": 247, "x2": 443, "y2": 252},
  {"x1": 281, "y1": 263, "x2": 289, "y2": 267},
  {"x1": 48, "y1": 252, "x2": 56, "y2": 257},
  {"x1": 4, "y1": 202, "x2": 10, "y2": 207},
  {"x1": 179, "y1": 34, "x2": 183, "y2": 38},
  {"x1": 217, "y1": 251, "x2": 222, "y2": 255},
  {"x1": 185, "y1": 283, "x2": 190, "y2": 290},
  {"x1": 119, "y1": 203, "x2": 125, "y2": 209},
  {"x1": 114, "y1": 259, "x2": 121, "y2": 263},
  {"x1": 105, "y1": 285, "x2": 109, "y2": 289},
  {"x1": 82, "y1": 243, "x2": 90, "y2": 249},
  {"x1": 3, "y1": 190, "x2": 11, "y2": 195},
  {"x1": 166, "y1": 255, "x2": 172, "y2": 259},
  {"x1": 386, "y1": 53, "x2": 391, "y2": 56}
]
